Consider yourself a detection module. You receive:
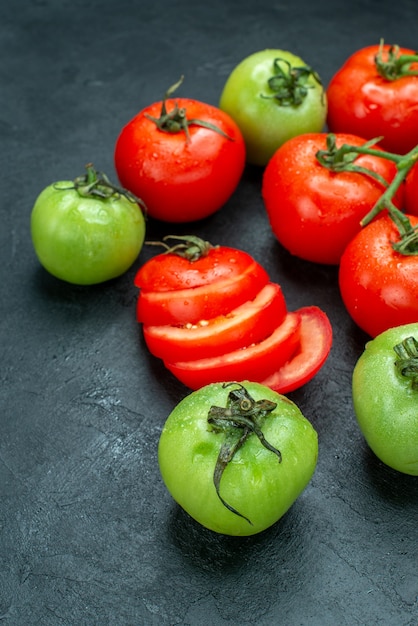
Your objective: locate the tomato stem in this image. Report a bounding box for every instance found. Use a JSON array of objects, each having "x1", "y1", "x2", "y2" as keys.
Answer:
[
  {"x1": 66, "y1": 163, "x2": 146, "y2": 210},
  {"x1": 394, "y1": 336, "x2": 418, "y2": 390},
  {"x1": 375, "y1": 39, "x2": 418, "y2": 81},
  {"x1": 316, "y1": 134, "x2": 418, "y2": 255},
  {"x1": 261, "y1": 57, "x2": 323, "y2": 106},
  {"x1": 144, "y1": 76, "x2": 233, "y2": 142},
  {"x1": 207, "y1": 383, "x2": 281, "y2": 524},
  {"x1": 316, "y1": 134, "x2": 390, "y2": 186},
  {"x1": 145, "y1": 235, "x2": 213, "y2": 261}
]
